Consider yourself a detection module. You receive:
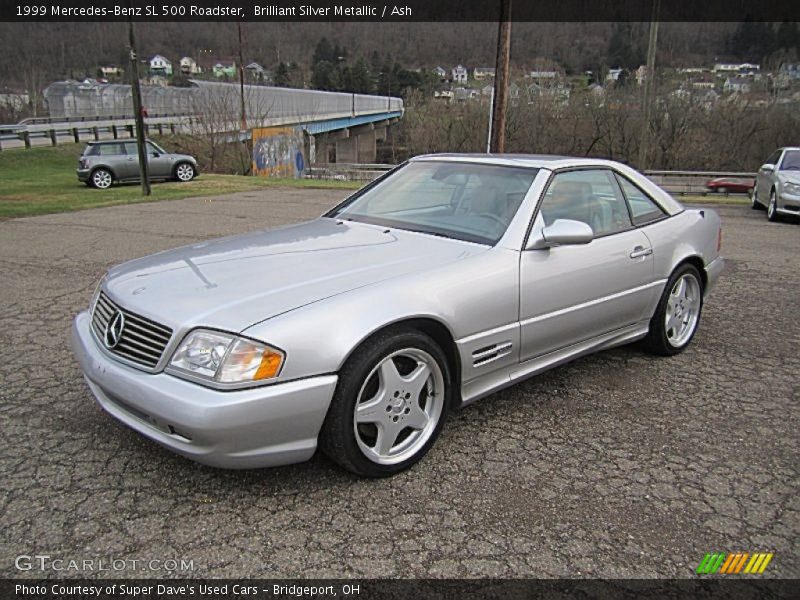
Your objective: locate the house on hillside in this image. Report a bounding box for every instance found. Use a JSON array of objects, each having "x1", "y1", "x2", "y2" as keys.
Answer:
[
  {"x1": 99, "y1": 65, "x2": 123, "y2": 78},
  {"x1": 148, "y1": 55, "x2": 172, "y2": 76},
  {"x1": 473, "y1": 67, "x2": 495, "y2": 80},
  {"x1": 245, "y1": 62, "x2": 272, "y2": 83},
  {"x1": 212, "y1": 61, "x2": 237, "y2": 78},
  {"x1": 452, "y1": 65, "x2": 468, "y2": 85},
  {"x1": 432, "y1": 66, "x2": 447, "y2": 80},
  {"x1": 180, "y1": 57, "x2": 202, "y2": 75},
  {"x1": 723, "y1": 76, "x2": 751, "y2": 93}
]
